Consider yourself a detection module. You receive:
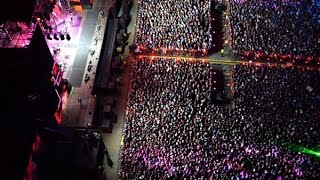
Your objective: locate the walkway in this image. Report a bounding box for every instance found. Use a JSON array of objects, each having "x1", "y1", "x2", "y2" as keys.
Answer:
[{"x1": 101, "y1": 1, "x2": 139, "y2": 180}]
